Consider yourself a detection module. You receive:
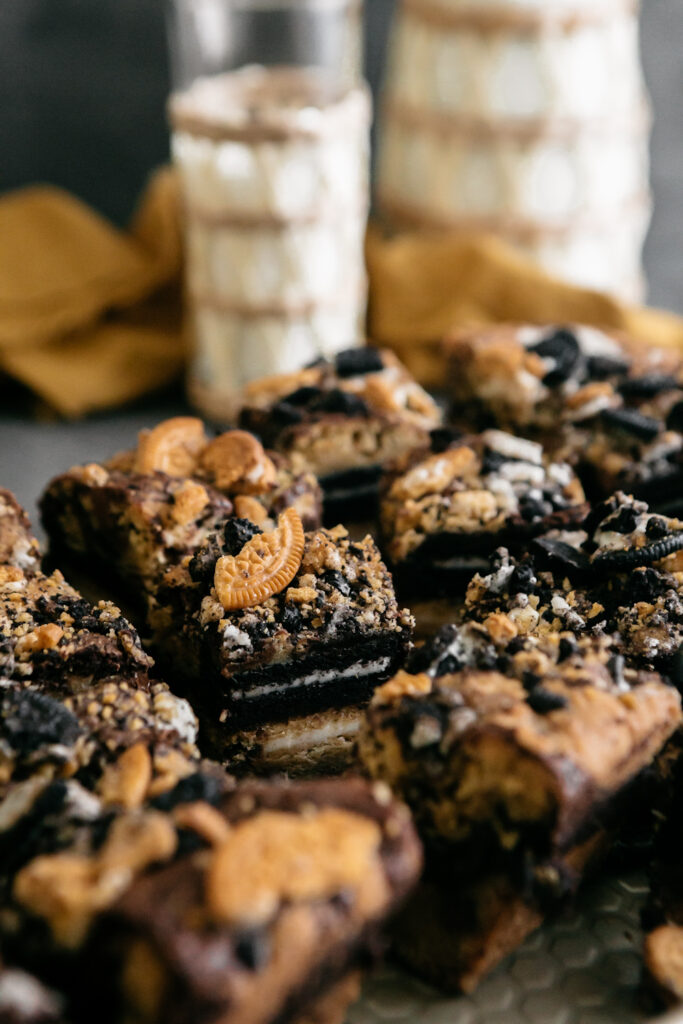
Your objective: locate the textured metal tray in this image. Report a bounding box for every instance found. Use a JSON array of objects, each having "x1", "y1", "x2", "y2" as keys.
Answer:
[{"x1": 349, "y1": 870, "x2": 683, "y2": 1024}]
